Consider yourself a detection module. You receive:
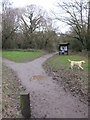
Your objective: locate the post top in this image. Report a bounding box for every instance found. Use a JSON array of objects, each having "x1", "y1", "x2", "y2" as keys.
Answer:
[{"x1": 20, "y1": 92, "x2": 29, "y2": 95}]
